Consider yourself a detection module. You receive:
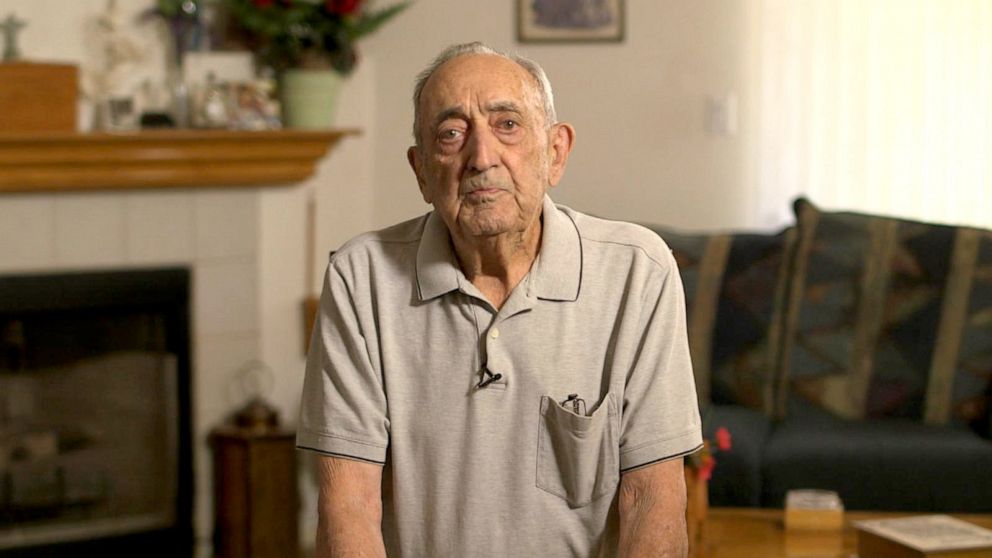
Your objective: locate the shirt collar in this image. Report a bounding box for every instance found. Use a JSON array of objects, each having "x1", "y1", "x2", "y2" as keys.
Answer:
[
  {"x1": 529, "y1": 194, "x2": 581, "y2": 301},
  {"x1": 415, "y1": 194, "x2": 582, "y2": 302},
  {"x1": 416, "y1": 210, "x2": 460, "y2": 301}
]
